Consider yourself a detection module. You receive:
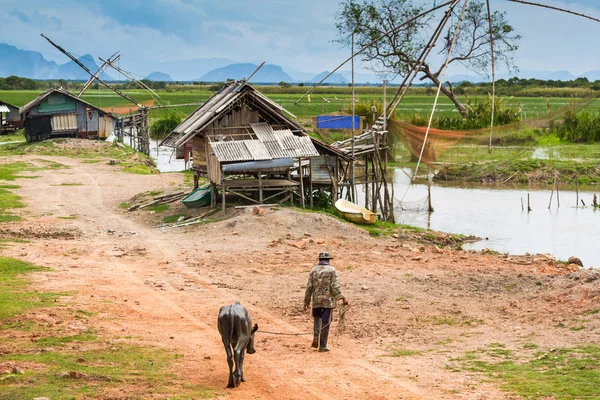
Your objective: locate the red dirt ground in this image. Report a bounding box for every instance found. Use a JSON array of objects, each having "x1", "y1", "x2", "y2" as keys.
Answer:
[{"x1": 1, "y1": 153, "x2": 599, "y2": 399}]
